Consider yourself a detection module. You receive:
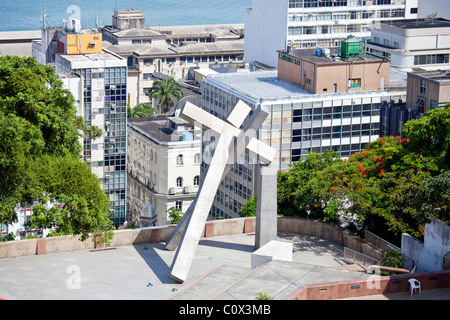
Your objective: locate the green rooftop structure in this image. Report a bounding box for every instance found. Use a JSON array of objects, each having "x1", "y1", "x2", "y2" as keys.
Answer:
[{"x1": 340, "y1": 35, "x2": 361, "y2": 60}]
